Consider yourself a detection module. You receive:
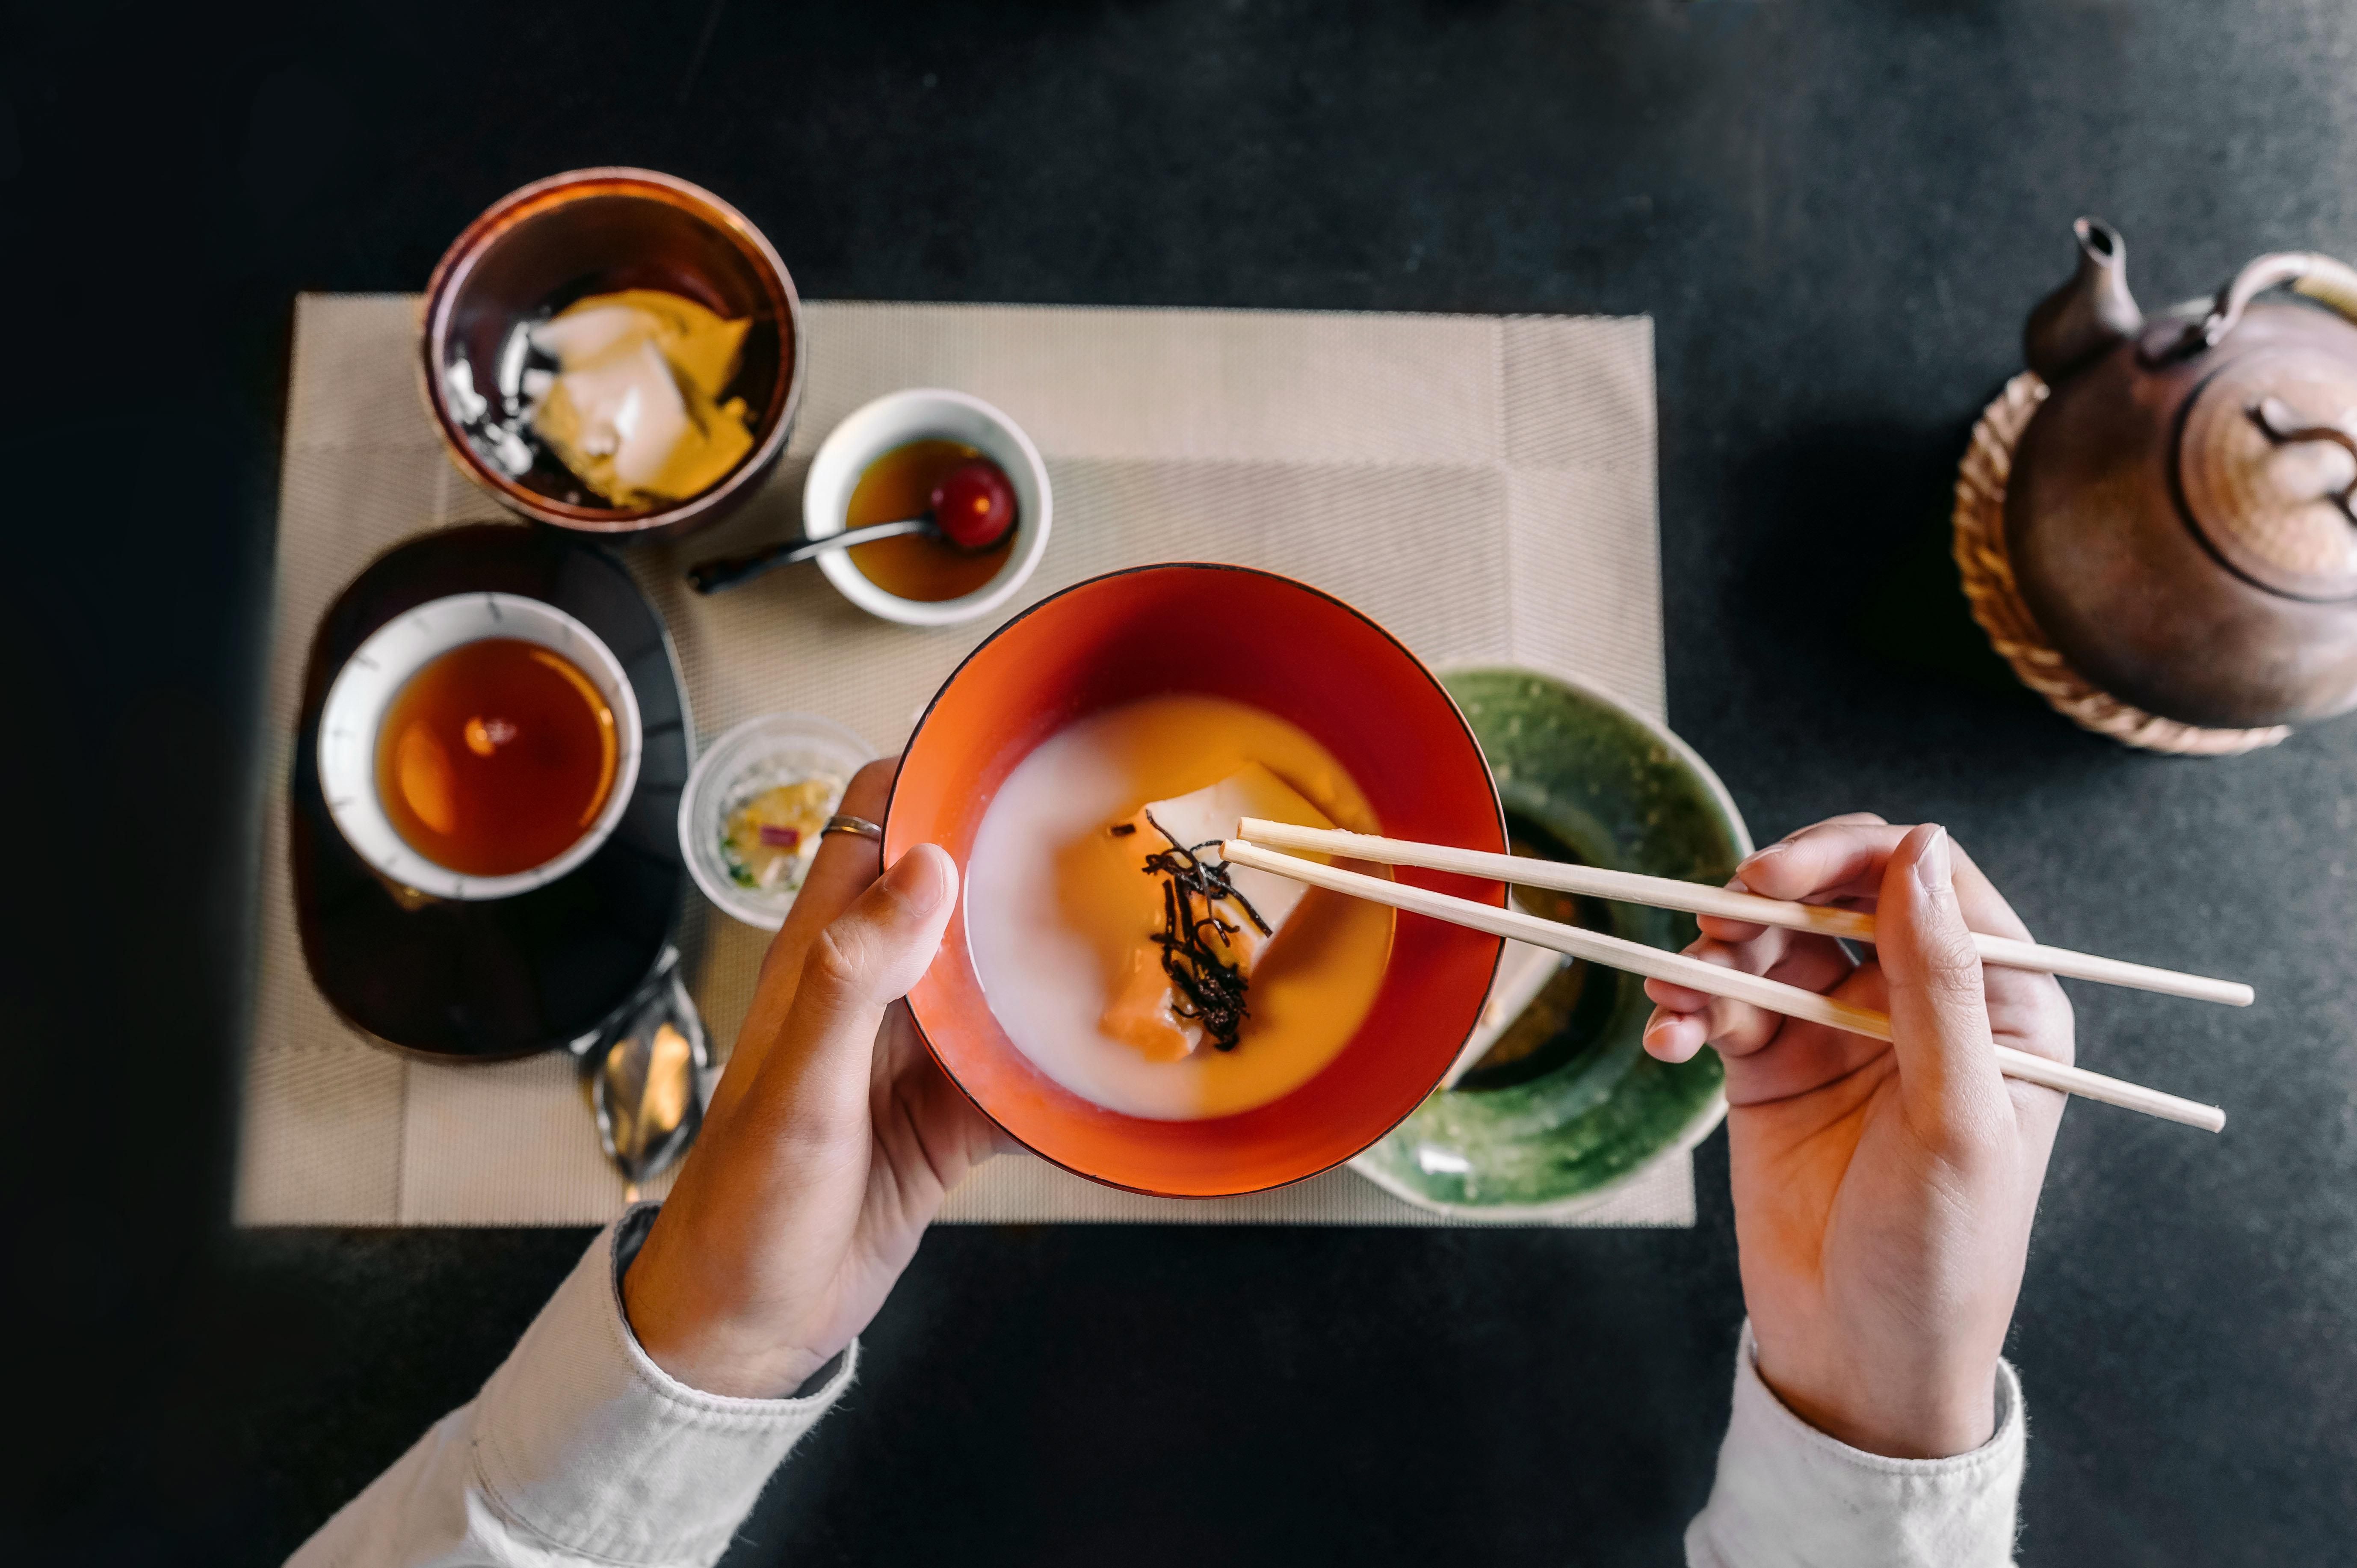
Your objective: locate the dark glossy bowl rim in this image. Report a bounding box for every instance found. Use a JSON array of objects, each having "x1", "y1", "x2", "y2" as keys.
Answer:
[{"x1": 417, "y1": 166, "x2": 805, "y2": 536}]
